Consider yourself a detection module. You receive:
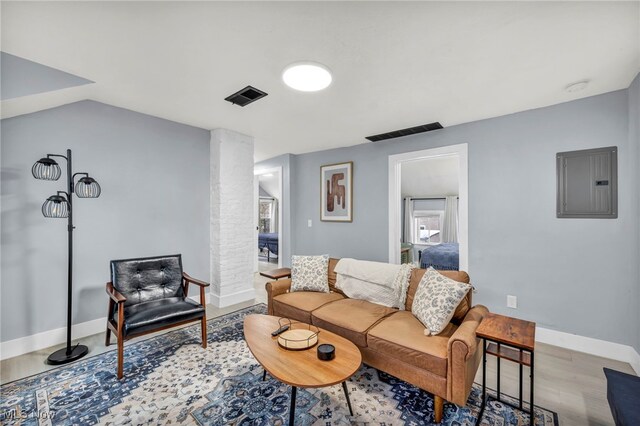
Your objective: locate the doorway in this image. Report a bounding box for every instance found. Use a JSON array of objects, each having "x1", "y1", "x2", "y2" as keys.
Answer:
[
  {"x1": 388, "y1": 144, "x2": 468, "y2": 271},
  {"x1": 254, "y1": 167, "x2": 283, "y2": 272}
]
